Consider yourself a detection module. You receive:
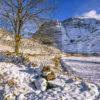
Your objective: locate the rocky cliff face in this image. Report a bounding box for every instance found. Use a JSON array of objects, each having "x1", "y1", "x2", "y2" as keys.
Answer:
[
  {"x1": 36, "y1": 18, "x2": 100, "y2": 54},
  {"x1": 33, "y1": 20, "x2": 67, "y2": 51}
]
